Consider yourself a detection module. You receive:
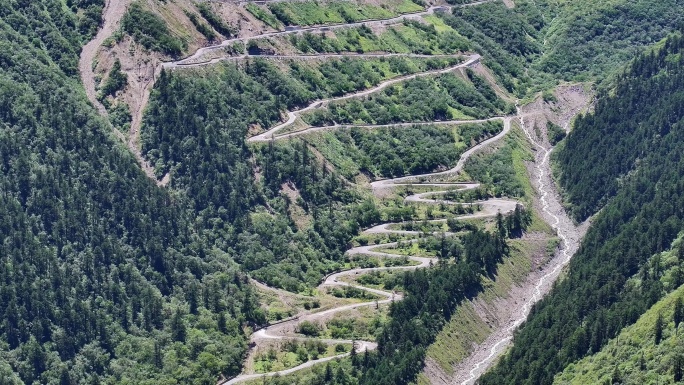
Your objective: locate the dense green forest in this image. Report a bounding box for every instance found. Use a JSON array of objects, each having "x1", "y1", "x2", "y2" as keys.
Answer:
[
  {"x1": 554, "y1": 238, "x2": 684, "y2": 384},
  {"x1": 437, "y1": 3, "x2": 538, "y2": 94},
  {"x1": 522, "y1": 0, "x2": 684, "y2": 81},
  {"x1": 481, "y1": 29, "x2": 684, "y2": 385},
  {"x1": 0, "y1": 1, "x2": 264, "y2": 383},
  {"x1": 435, "y1": 0, "x2": 684, "y2": 94}
]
